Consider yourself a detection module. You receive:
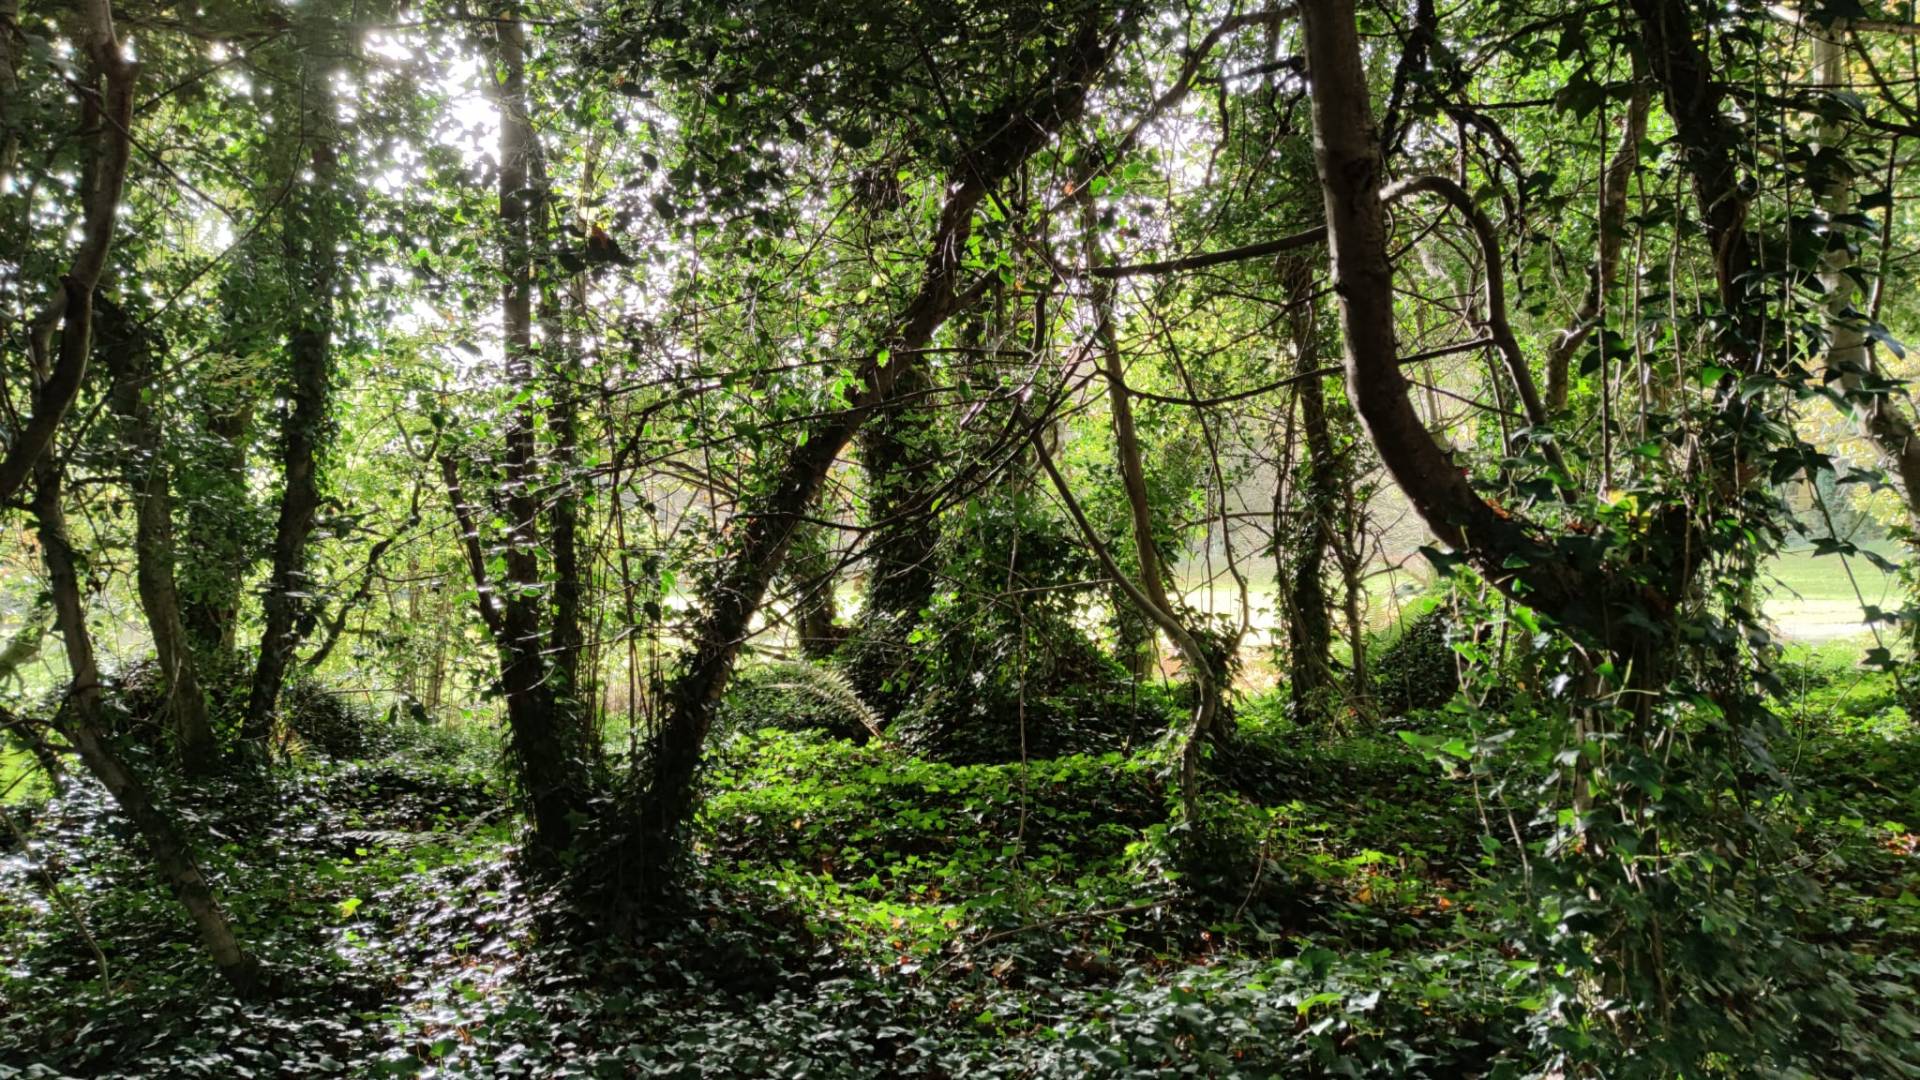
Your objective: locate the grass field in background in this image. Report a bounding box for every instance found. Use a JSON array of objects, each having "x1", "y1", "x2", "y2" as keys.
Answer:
[
  {"x1": 1764, "y1": 541, "x2": 1901, "y2": 641},
  {"x1": 1178, "y1": 539, "x2": 1905, "y2": 645}
]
